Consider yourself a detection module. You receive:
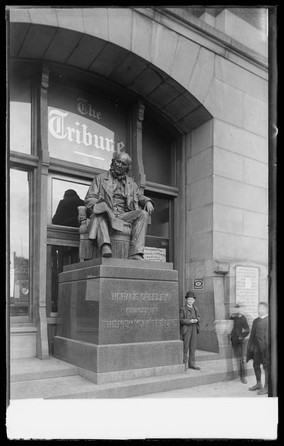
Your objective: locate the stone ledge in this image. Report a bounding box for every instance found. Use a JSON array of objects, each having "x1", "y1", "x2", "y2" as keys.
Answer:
[
  {"x1": 63, "y1": 257, "x2": 173, "y2": 272},
  {"x1": 10, "y1": 356, "x2": 255, "y2": 399},
  {"x1": 78, "y1": 363, "x2": 184, "y2": 385},
  {"x1": 59, "y1": 266, "x2": 178, "y2": 283},
  {"x1": 50, "y1": 365, "x2": 255, "y2": 399},
  {"x1": 54, "y1": 336, "x2": 184, "y2": 380},
  {"x1": 10, "y1": 325, "x2": 37, "y2": 334}
]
